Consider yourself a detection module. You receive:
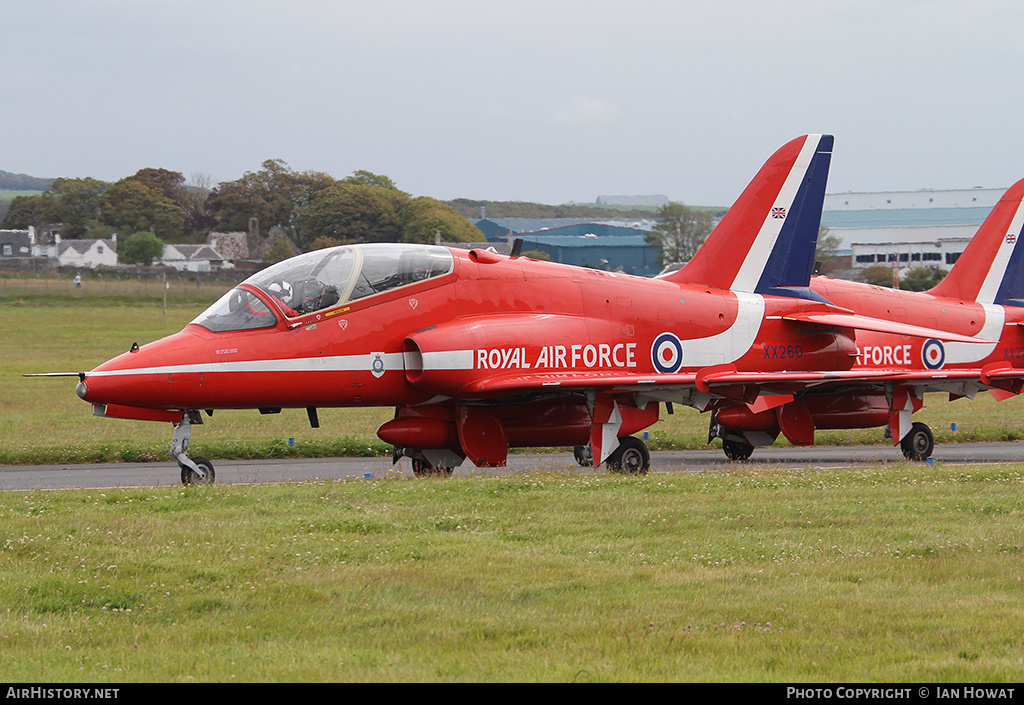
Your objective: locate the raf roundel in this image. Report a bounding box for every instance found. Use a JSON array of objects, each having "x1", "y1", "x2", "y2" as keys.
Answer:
[
  {"x1": 651, "y1": 332, "x2": 684, "y2": 374},
  {"x1": 922, "y1": 339, "x2": 945, "y2": 370}
]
